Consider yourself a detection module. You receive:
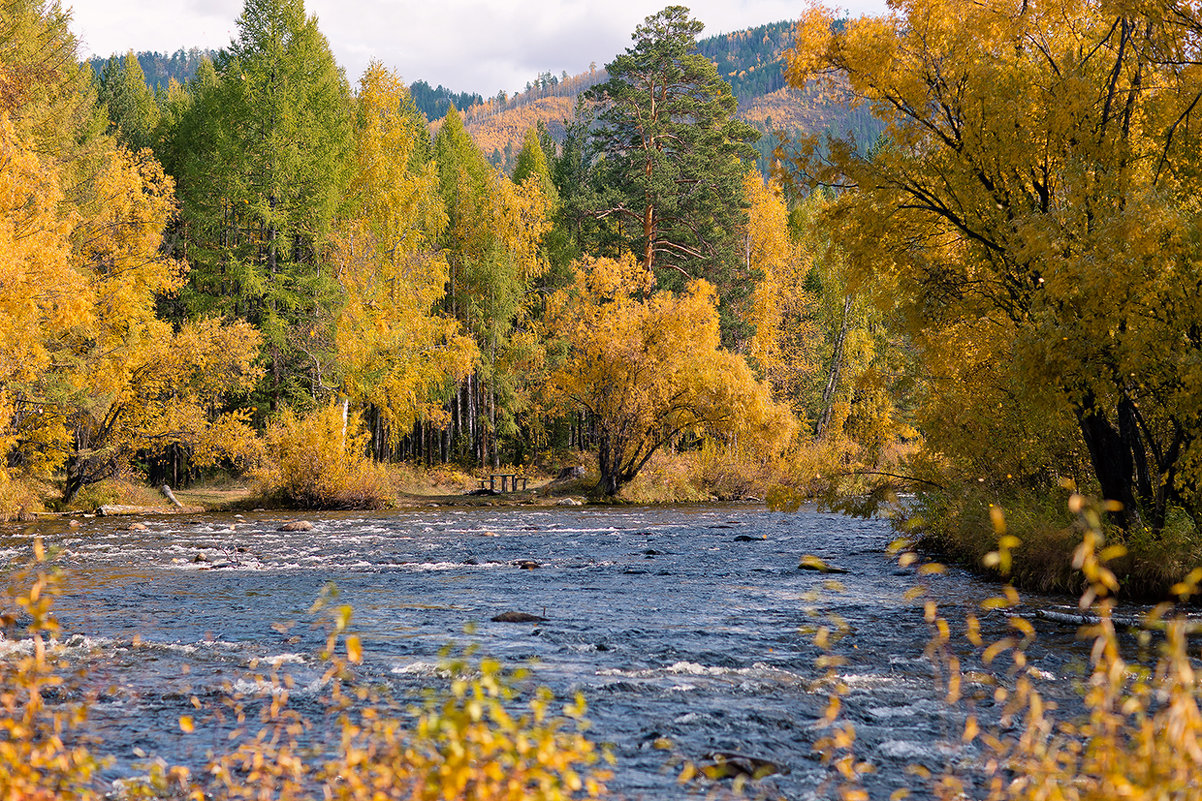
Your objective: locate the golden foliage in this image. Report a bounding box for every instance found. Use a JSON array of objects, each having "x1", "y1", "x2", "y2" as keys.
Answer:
[
  {"x1": 0, "y1": 543, "x2": 104, "y2": 800},
  {"x1": 913, "y1": 500, "x2": 1202, "y2": 800},
  {"x1": 334, "y1": 64, "x2": 477, "y2": 437},
  {"x1": 255, "y1": 404, "x2": 391, "y2": 509},
  {"x1": 785, "y1": 0, "x2": 1202, "y2": 532},
  {"x1": 743, "y1": 171, "x2": 816, "y2": 393},
  {"x1": 315, "y1": 654, "x2": 610, "y2": 801},
  {"x1": 547, "y1": 254, "x2": 795, "y2": 495},
  {"x1": 1, "y1": 4, "x2": 263, "y2": 510},
  {"x1": 0, "y1": 555, "x2": 609, "y2": 801}
]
